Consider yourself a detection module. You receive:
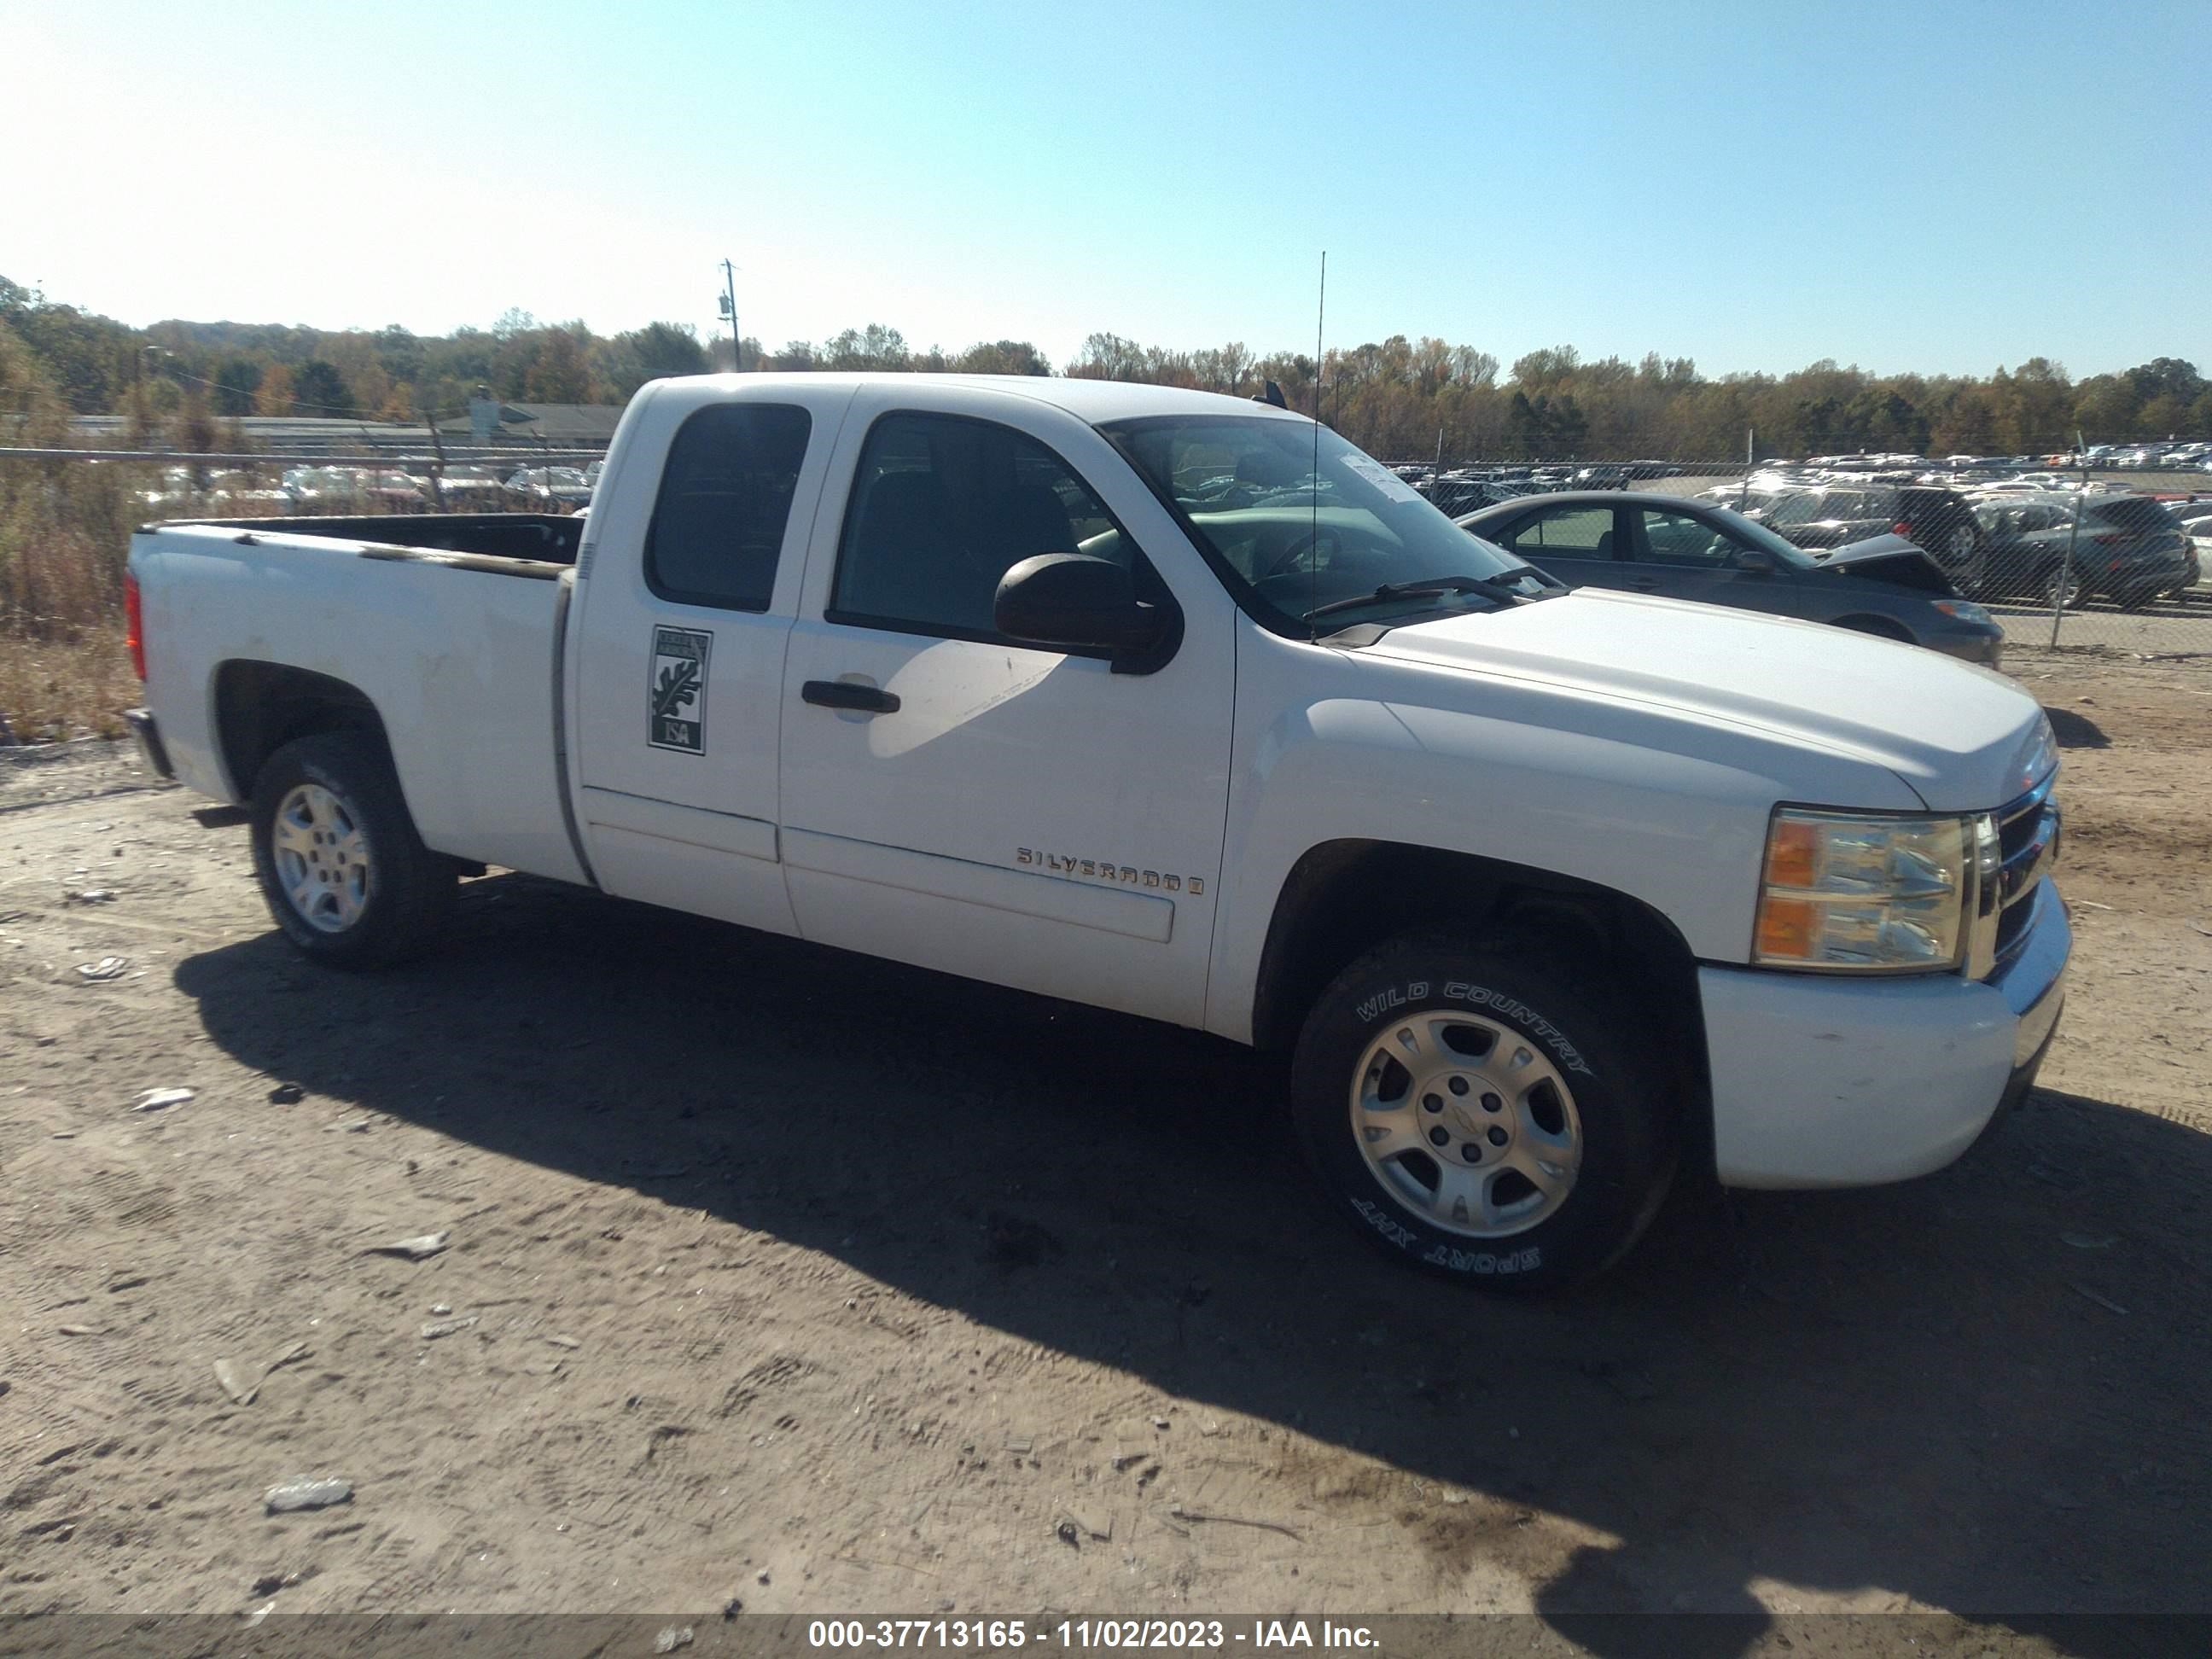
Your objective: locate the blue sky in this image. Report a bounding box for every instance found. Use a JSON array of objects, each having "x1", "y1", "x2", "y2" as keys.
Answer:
[{"x1": 3, "y1": 0, "x2": 2204, "y2": 378}]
